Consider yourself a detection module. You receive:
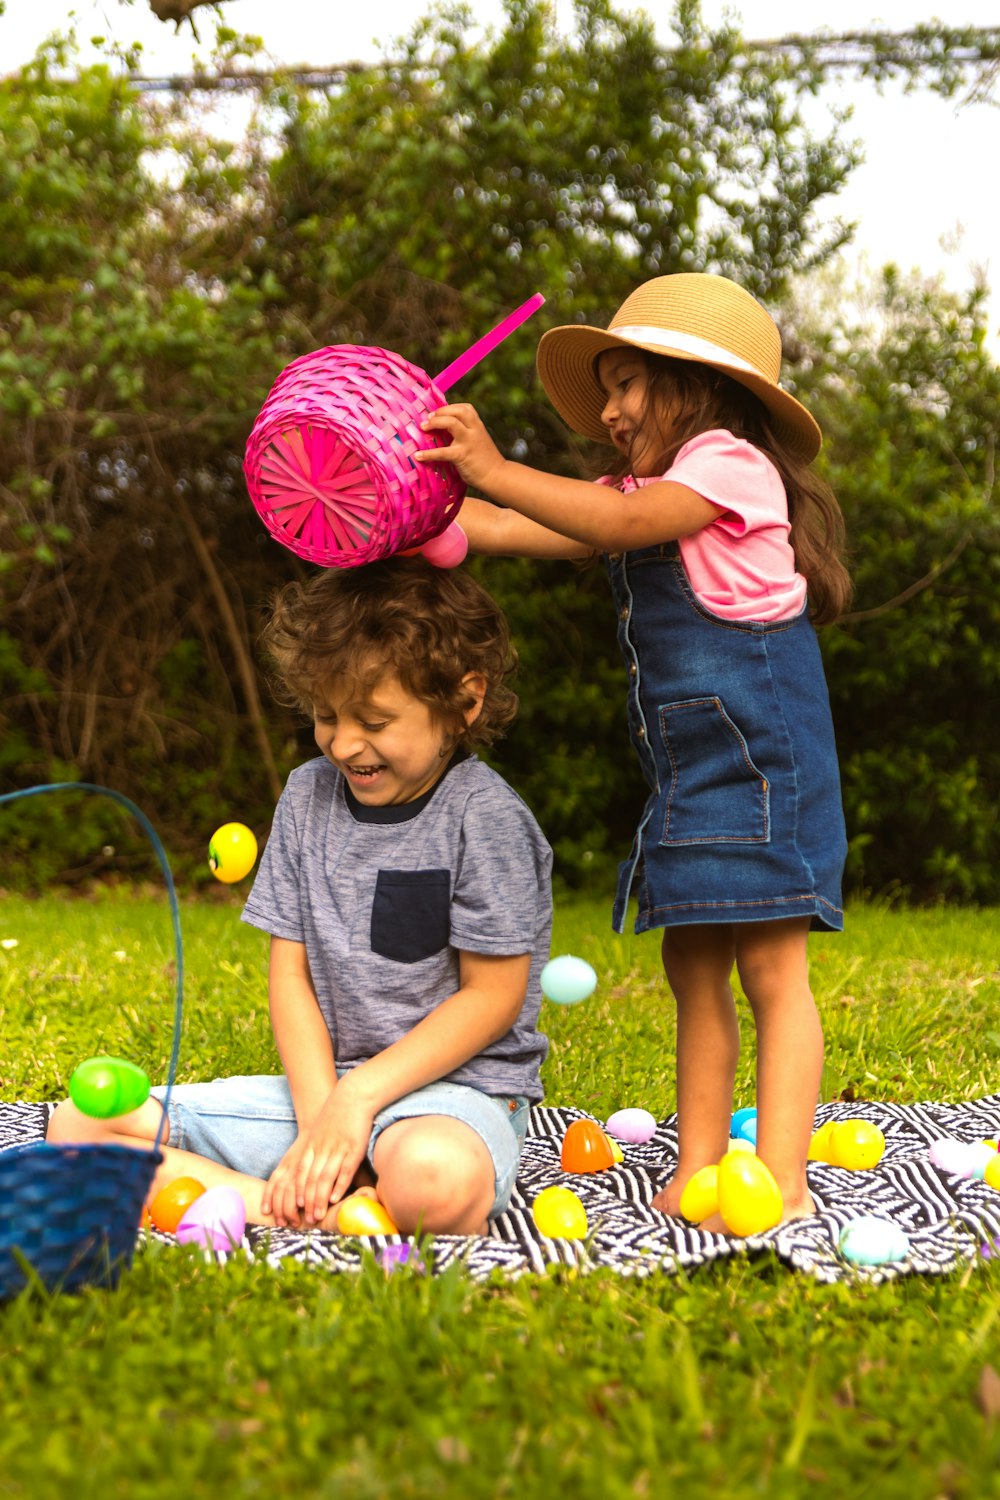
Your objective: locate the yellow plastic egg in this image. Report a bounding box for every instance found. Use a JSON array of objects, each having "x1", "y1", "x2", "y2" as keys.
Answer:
[
  {"x1": 678, "y1": 1165, "x2": 719, "y2": 1224},
  {"x1": 829, "y1": 1119, "x2": 885, "y2": 1171},
  {"x1": 532, "y1": 1185, "x2": 588, "y2": 1240},
  {"x1": 985, "y1": 1156, "x2": 1000, "y2": 1192},
  {"x1": 335, "y1": 1194, "x2": 399, "y2": 1236},
  {"x1": 608, "y1": 1135, "x2": 624, "y2": 1164},
  {"x1": 208, "y1": 822, "x2": 258, "y2": 884},
  {"x1": 808, "y1": 1120, "x2": 838, "y2": 1162},
  {"x1": 717, "y1": 1151, "x2": 783, "y2": 1237}
]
